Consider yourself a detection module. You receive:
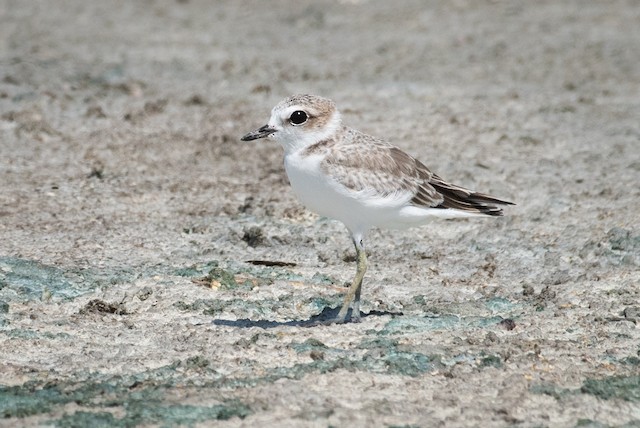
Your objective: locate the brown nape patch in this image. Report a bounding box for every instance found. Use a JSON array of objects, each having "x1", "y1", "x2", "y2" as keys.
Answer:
[
  {"x1": 302, "y1": 138, "x2": 337, "y2": 156},
  {"x1": 307, "y1": 109, "x2": 336, "y2": 132}
]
